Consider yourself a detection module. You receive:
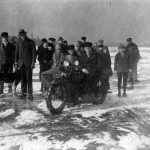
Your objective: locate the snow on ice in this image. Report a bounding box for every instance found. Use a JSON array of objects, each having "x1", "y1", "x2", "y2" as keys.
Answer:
[{"x1": 0, "y1": 47, "x2": 150, "y2": 150}]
